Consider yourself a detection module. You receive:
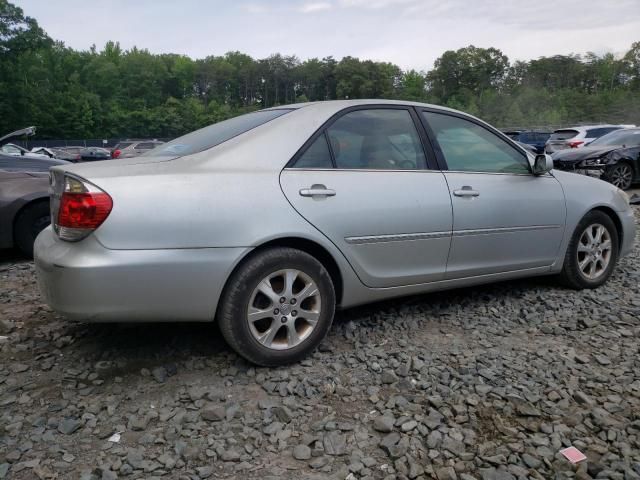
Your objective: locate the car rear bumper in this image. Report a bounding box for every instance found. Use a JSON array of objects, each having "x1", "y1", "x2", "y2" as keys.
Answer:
[{"x1": 34, "y1": 227, "x2": 250, "y2": 322}]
